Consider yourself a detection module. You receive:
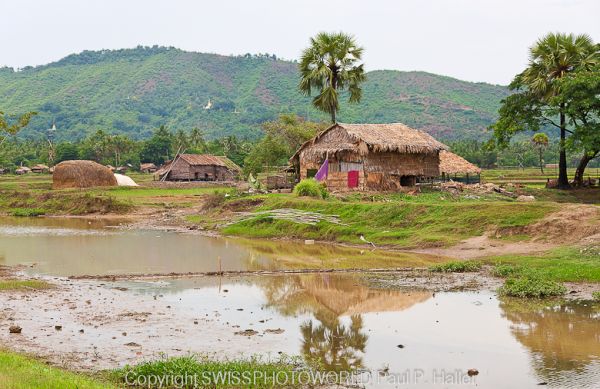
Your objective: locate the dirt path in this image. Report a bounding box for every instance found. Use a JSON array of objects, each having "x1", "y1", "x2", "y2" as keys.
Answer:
[{"x1": 415, "y1": 204, "x2": 600, "y2": 259}]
